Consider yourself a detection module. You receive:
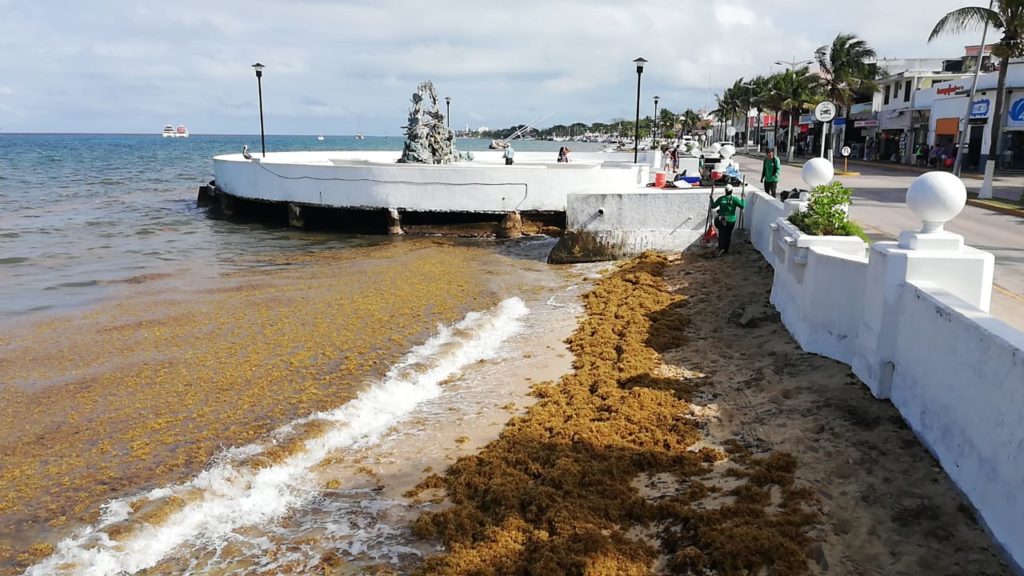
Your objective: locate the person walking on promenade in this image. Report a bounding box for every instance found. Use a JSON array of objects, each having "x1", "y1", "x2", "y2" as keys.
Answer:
[
  {"x1": 711, "y1": 184, "x2": 745, "y2": 256},
  {"x1": 558, "y1": 146, "x2": 569, "y2": 163},
  {"x1": 504, "y1": 144, "x2": 515, "y2": 165},
  {"x1": 761, "y1": 147, "x2": 781, "y2": 197}
]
